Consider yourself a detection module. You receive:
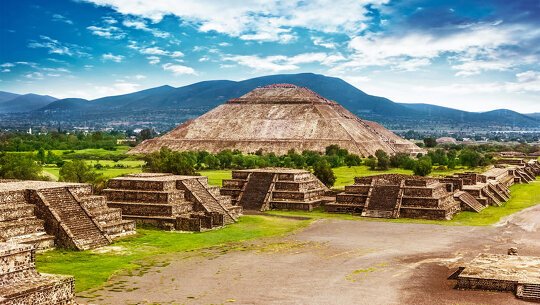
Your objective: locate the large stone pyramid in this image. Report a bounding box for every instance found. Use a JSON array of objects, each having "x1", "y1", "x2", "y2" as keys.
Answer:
[{"x1": 131, "y1": 84, "x2": 424, "y2": 157}]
